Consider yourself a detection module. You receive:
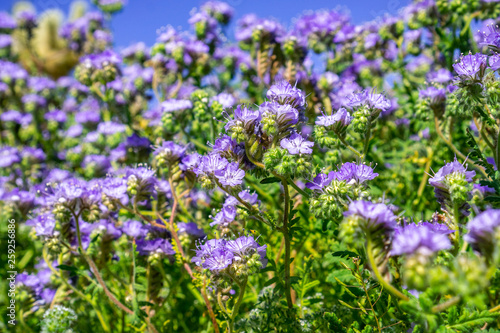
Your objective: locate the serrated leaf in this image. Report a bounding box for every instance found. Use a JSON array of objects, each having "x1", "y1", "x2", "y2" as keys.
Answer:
[{"x1": 447, "y1": 310, "x2": 498, "y2": 330}]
